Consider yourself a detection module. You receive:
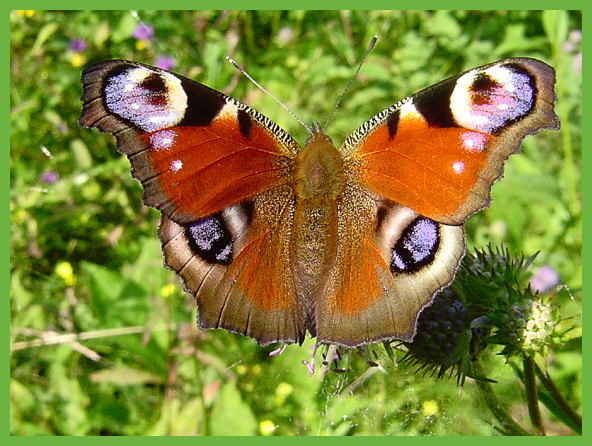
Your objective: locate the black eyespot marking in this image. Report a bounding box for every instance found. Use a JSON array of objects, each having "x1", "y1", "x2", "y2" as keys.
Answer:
[
  {"x1": 413, "y1": 78, "x2": 457, "y2": 128},
  {"x1": 140, "y1": 73, "x2": 167, "y2": 94},
  {"x1": 390, "y1": 217, "x2": 440, "y2": 274},
  {"x1": 139, "y1": 73, "x2": 168, "y2": 107},
  {"x1": 179, "y1": 78, "x2": 226, "y2": 127},
  {"x1": 505, "y1": 62, "x2": 533, "y2": 79},
  {"x1": 185, "y1": 214, "x2": 233, "y2": 266},
  {"x1": 237, "y1": 108, "x2": 252, "y2": 139},
  {"x1": 470, "y1": 72, "x2": 499, "y2": 98},
  {"x1": 102, "y1": 64, "x2": 129, "y2": 86},
  {"x1": 386, "y1": 109, "x2": 400, "y2": 138}
]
